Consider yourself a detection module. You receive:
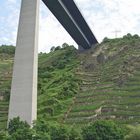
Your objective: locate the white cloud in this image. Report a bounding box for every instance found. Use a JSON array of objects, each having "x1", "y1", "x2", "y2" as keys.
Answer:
[
  {"x1": 0, "y1": 0, "x2": 20, "y2": 45},
  {"x1": 75, "y1": 0, "x2": 140, "y2": 41}
]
